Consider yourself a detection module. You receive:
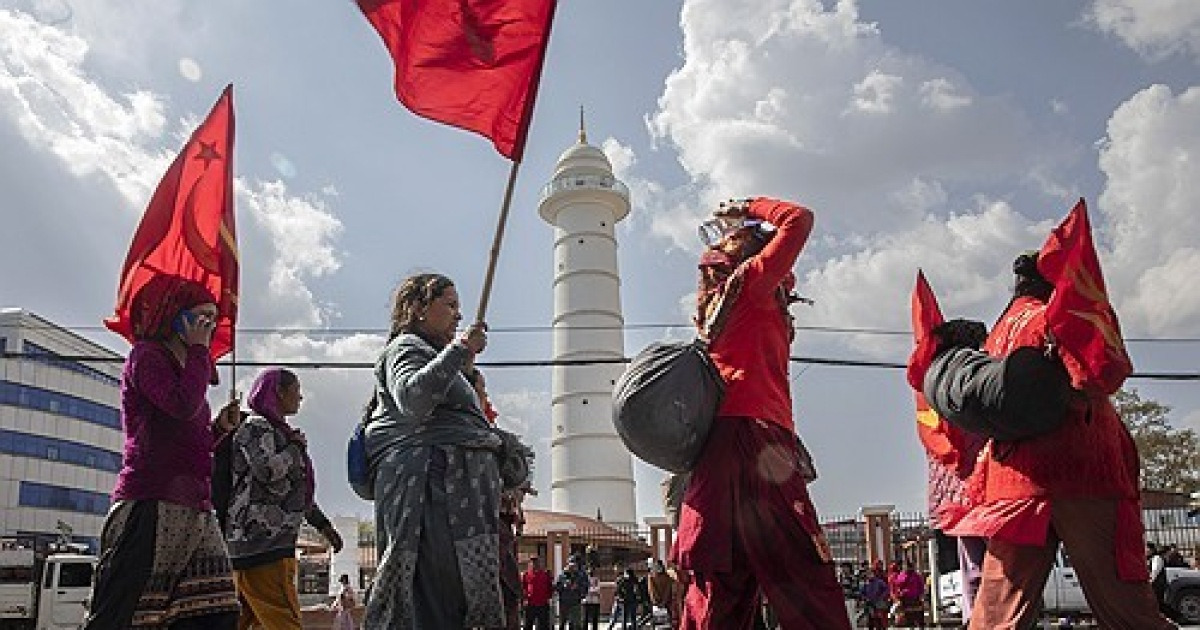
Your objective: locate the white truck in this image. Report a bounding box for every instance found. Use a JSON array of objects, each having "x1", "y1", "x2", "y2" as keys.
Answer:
[
  {"x1": 938, "y1": 548, "x2": 1200, "y2": 625},
  {"x1": 0, "y1": 543, "x2": 97, "y2": 630}
]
